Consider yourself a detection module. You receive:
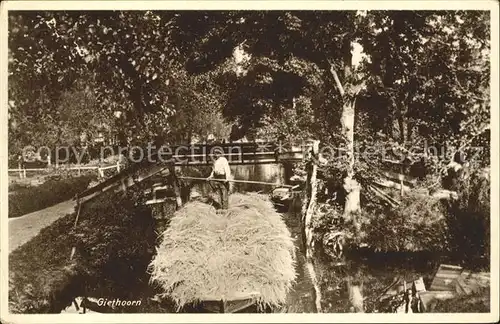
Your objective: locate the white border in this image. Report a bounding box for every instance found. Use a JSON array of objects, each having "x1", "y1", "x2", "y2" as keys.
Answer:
[{"x1": 1, "y1": 1, "x2": 499, "y2": 323}]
